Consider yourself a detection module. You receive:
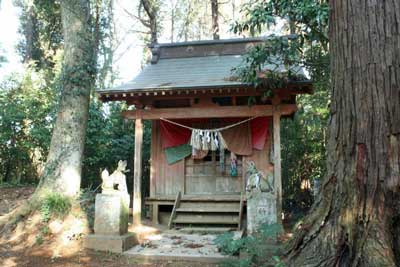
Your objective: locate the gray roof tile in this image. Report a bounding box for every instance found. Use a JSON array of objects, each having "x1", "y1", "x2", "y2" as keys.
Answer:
[
  {"x1": 98, "y1": 55, "x2": 307, "y2": 93},
  {"x1": 99, "y1": 55, "x2": 245, "y2": 93}
]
